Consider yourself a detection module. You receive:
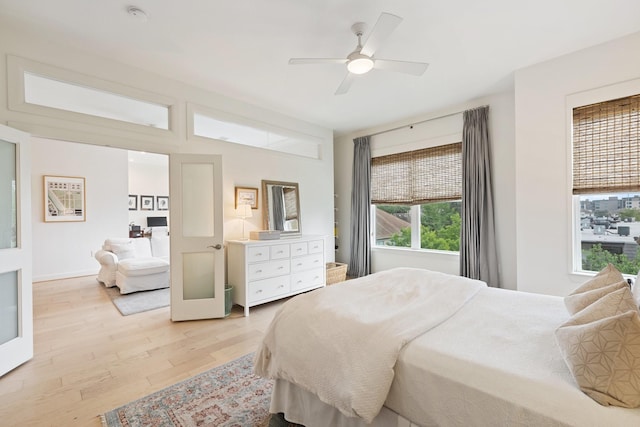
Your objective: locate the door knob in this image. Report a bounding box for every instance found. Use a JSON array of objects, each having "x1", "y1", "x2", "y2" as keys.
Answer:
[{"x1": 207, "y1": 244, "x2": 222, "y2": 250}]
